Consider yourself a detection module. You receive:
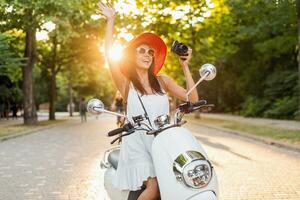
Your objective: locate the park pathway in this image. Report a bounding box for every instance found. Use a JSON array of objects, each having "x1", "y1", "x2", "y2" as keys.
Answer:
[{"x1": 0, "y1": 114, "x2": 299, "y2": 200}]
